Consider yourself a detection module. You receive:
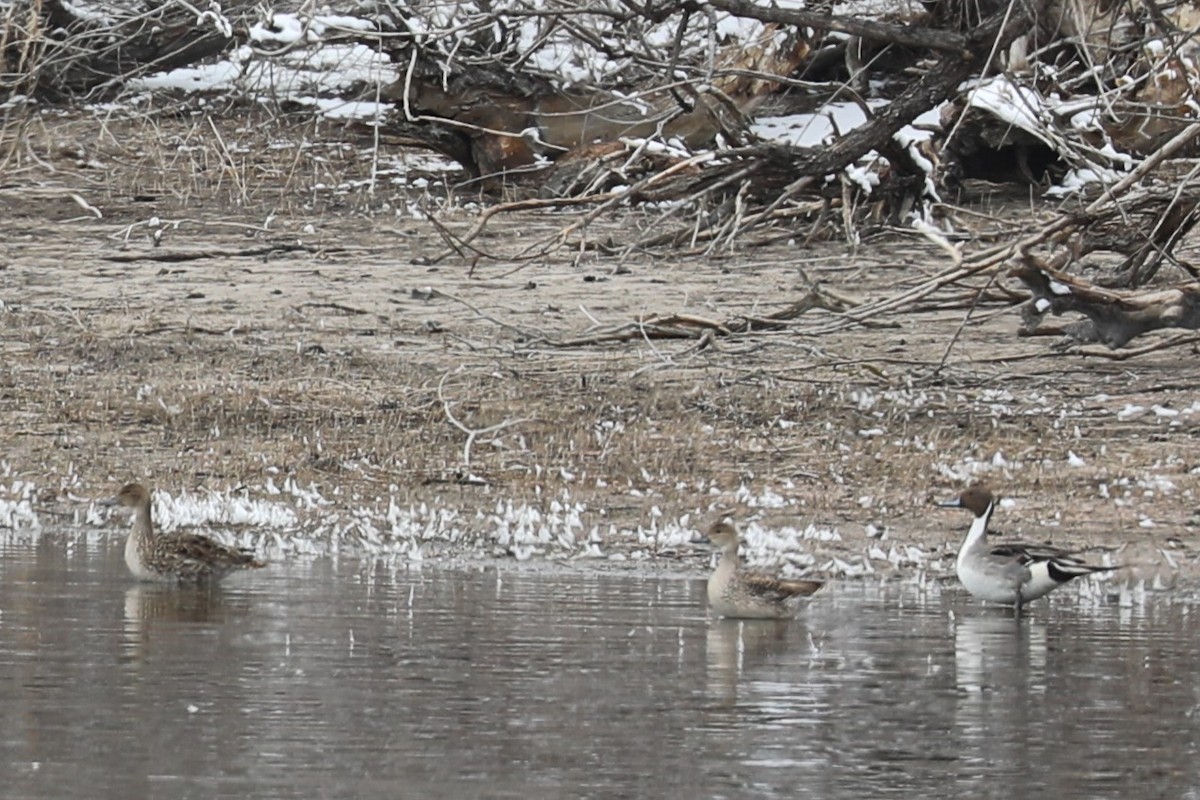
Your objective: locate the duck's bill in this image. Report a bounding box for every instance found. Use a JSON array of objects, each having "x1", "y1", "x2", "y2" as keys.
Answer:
[{"x1": 934, "y1": 498, "x2": 962, "y2": 508}]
